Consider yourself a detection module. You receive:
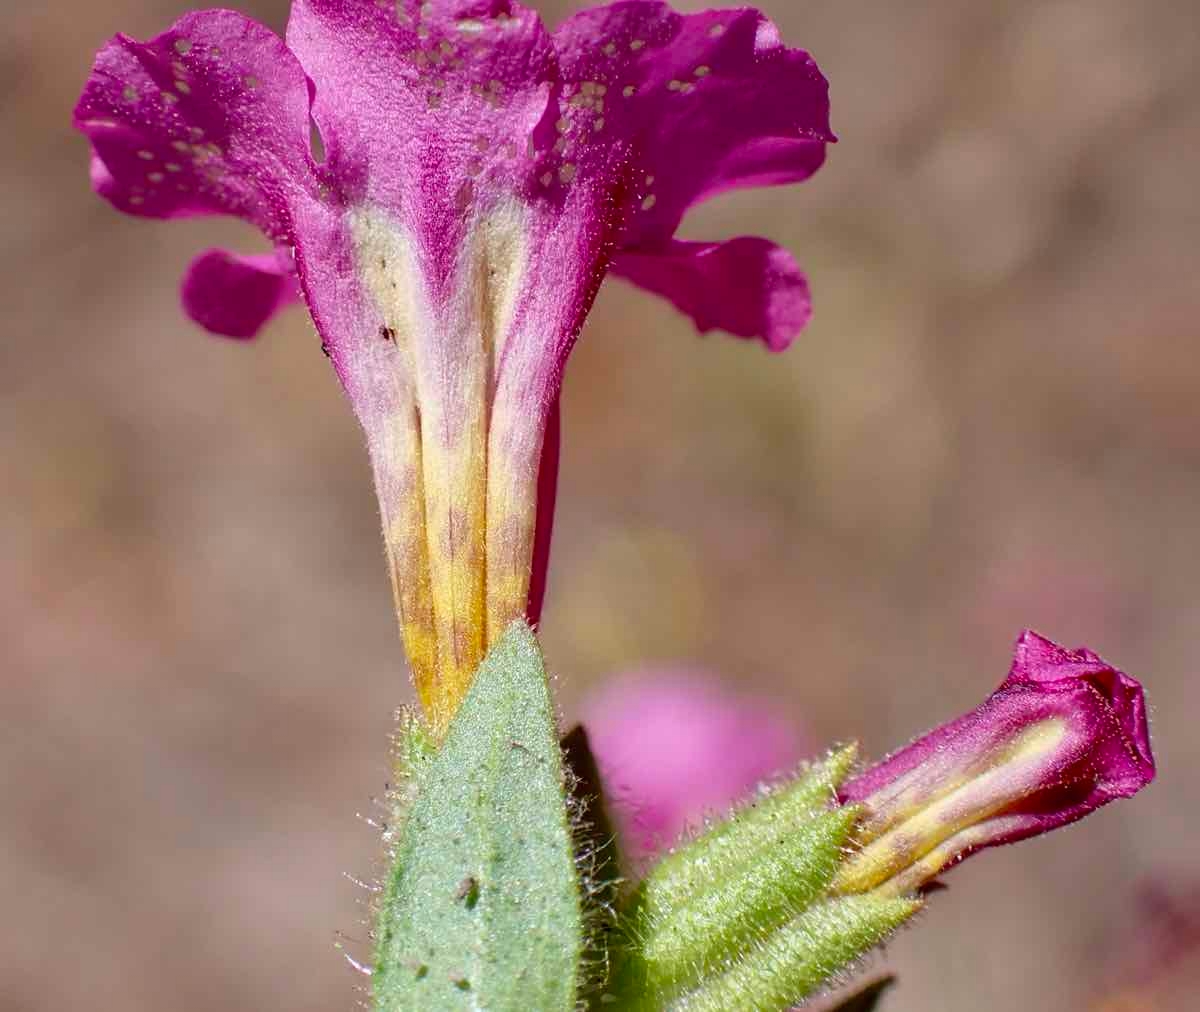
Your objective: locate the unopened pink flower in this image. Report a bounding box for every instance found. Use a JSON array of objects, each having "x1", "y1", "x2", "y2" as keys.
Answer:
[
  {"x1": 583, "y1": 670, "x2": 805, "y2": 857},
  {"x1": 836, "y1": 630, "x2": 1156, "y2": 896},
  {"x1": 74, "y1": 1, "x2": 832, "y2": 729}
]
